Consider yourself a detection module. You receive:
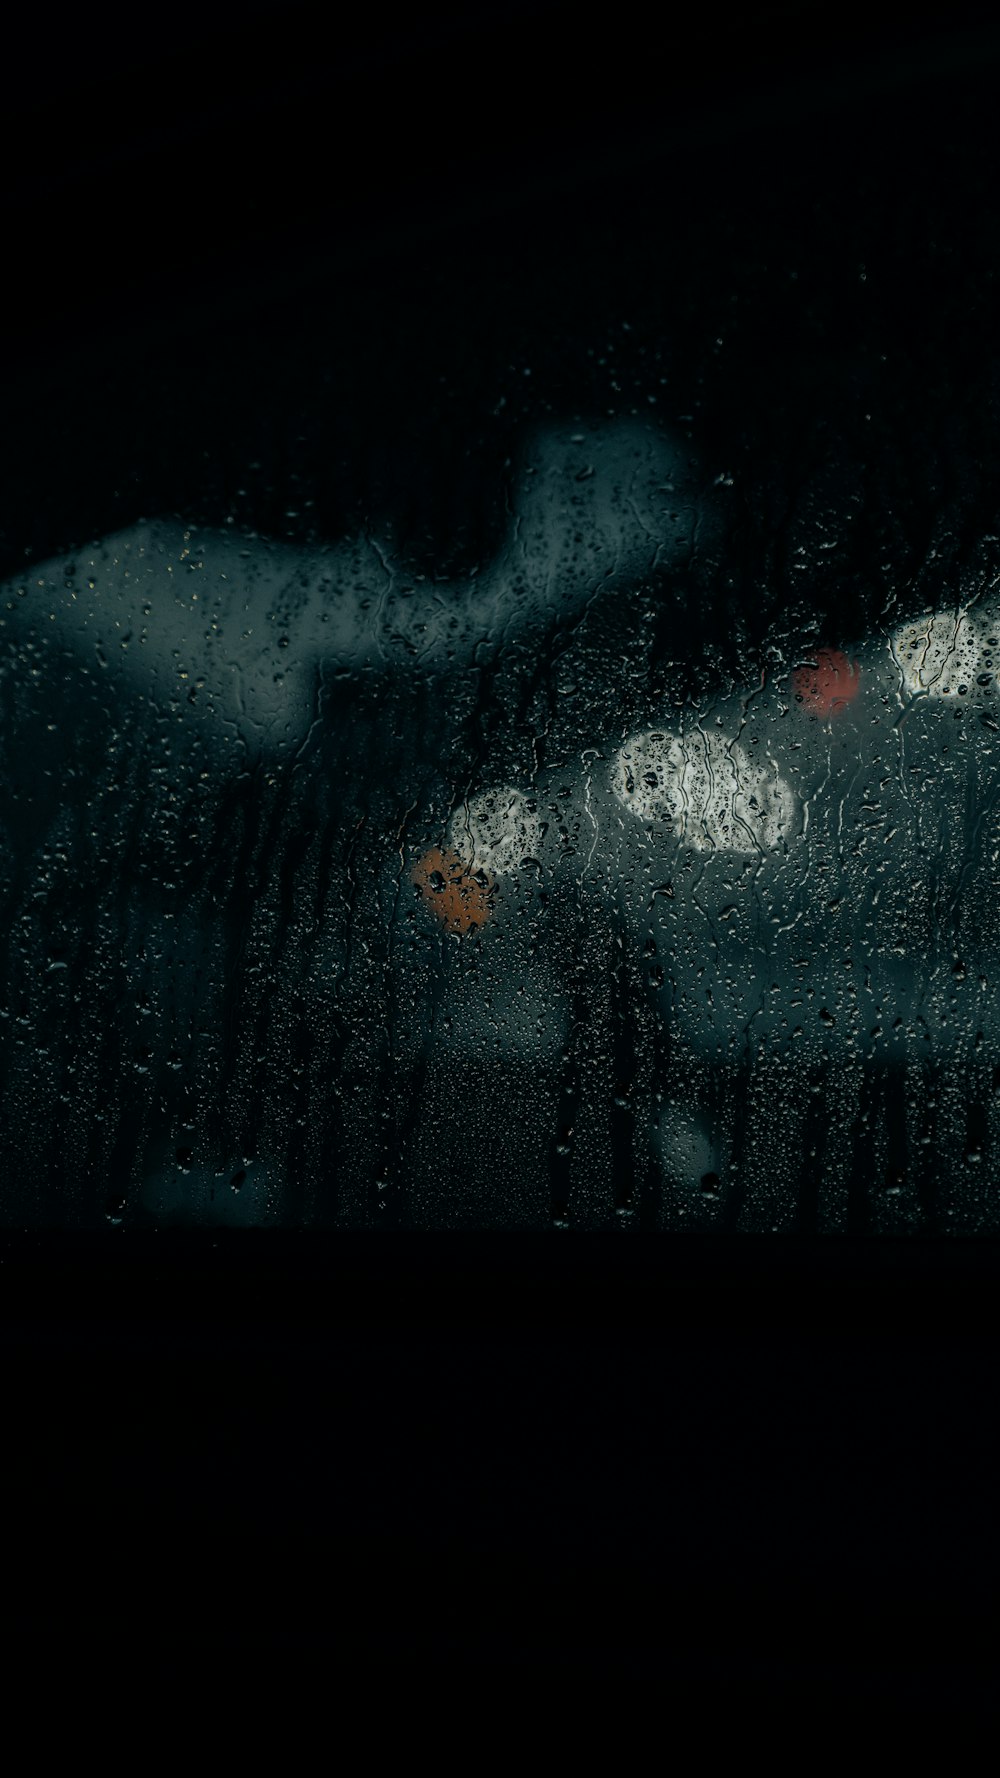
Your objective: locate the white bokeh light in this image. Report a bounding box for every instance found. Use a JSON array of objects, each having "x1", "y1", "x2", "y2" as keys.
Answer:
[
  {"x1": 611, "y1": 726, "x2": 796, "y2": 853},
  {"x1": 890, "y1": 602, "x2": 1000, "y2": 700},
  {"x1": 446, "y1": 786, "x2": 543, "y2": 875}
]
